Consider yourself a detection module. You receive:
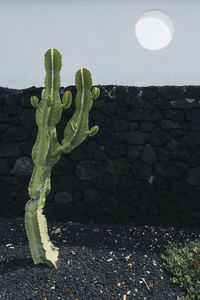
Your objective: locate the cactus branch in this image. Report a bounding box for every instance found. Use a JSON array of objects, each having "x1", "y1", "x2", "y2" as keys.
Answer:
[{"x1": 25, "y1": 48, "x2": 100, "y2": 268}]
